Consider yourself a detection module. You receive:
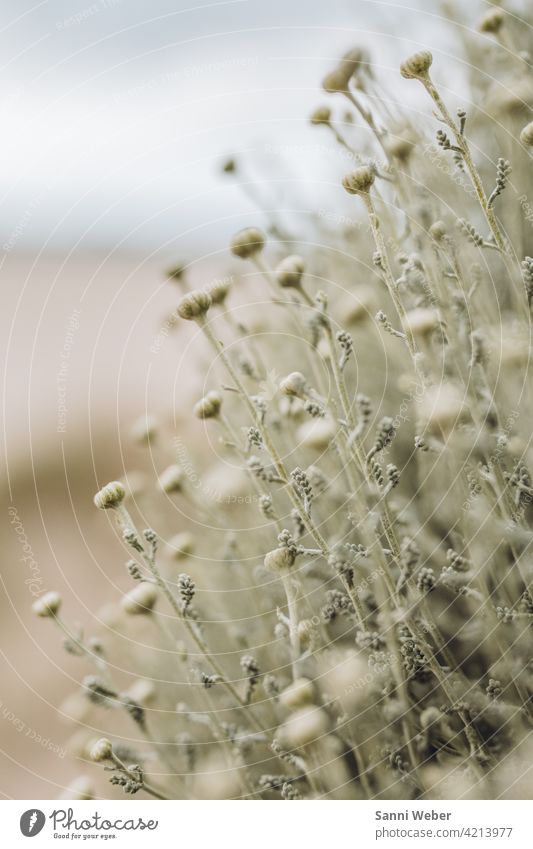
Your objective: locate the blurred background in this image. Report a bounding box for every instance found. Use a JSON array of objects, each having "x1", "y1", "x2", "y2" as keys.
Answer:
[{"x1": 0, "y1": 0, "x2": 522, "y2": 798}]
